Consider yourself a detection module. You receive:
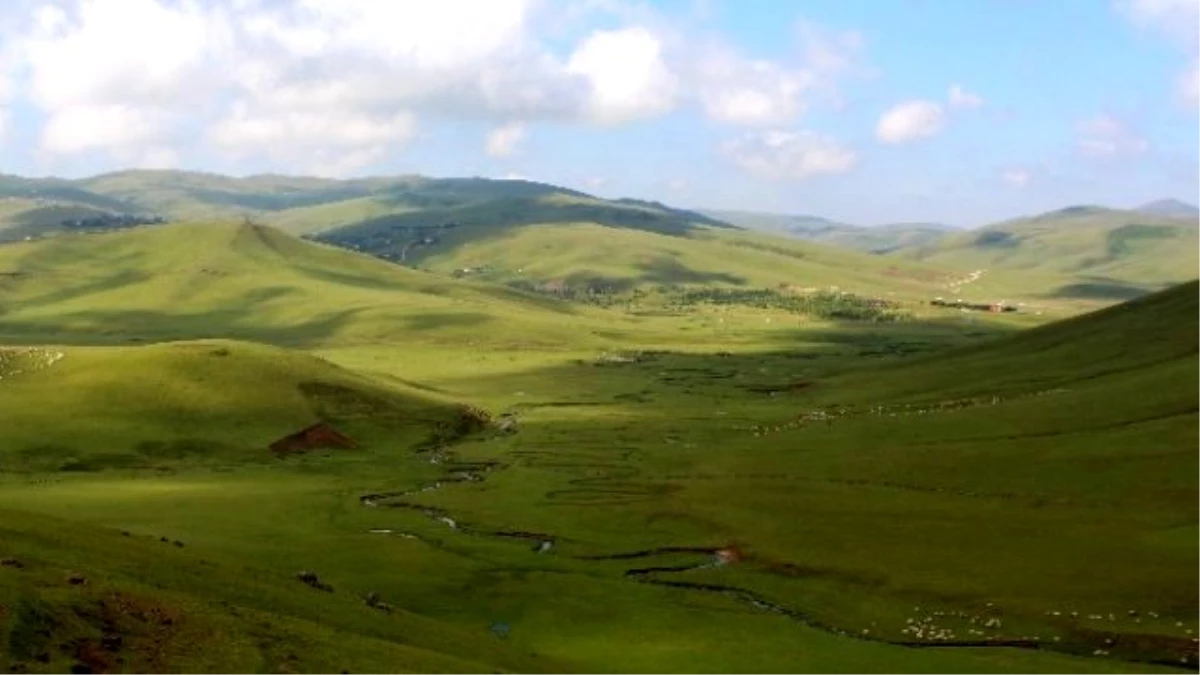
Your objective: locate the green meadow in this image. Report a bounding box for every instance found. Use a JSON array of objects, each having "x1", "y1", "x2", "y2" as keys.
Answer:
[{"x1": 0, "y1": 218, "x2": 1195, "y2": 673}]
